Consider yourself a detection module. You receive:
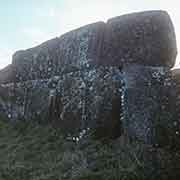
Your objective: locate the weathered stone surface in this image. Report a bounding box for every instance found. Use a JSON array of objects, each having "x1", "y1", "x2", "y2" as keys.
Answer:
[
  {"x1": 101, "y1": 11, "x2": 177, "y2": 67},
  {"x1": 123, "y1": 64, "x2": 175, "y2": 146},
  {"x1": 49, "y1": 67, "x2": 124, "y2": 138},
  {"x1": 0, "y1": 67, "x2": 123, "y2": 138},
  {"x1": 12, "y1": 22, "x2": 105, "y2": 82},
  {"x1": 171, "y1": 69, "x2": 180, "y2": 149},
  {"x1": 12, "y1": 38, "x2": 60, "y2": 82},
  {"x1": 0, "y1": 65, "x2": 15, "y2": 84},
  {"x1": 0, "y1": 80, "x2": 50, "y2": 121},
  {"x1": 2, "y1": 10, "x2": 176, "y2": 84},
  {"x1": 82, "y1": 67, "x2": 123, "y2": 139},
  {"x1": 0, "y1": 10, "x2": 178, "y2": 146}
]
